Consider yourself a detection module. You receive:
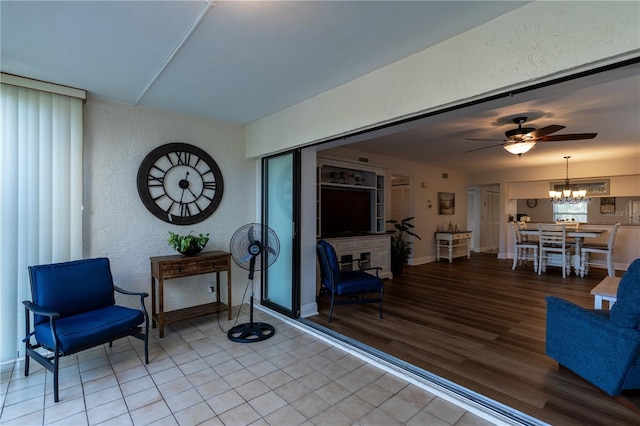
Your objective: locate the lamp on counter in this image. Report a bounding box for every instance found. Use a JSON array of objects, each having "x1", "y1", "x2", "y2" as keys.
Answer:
[
  {"x1": 503, "y1": 141, "x2": 536, "y2": 156},
  {"x1": 549, "y1": 156, "x2": 591, "y2": 204}
]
